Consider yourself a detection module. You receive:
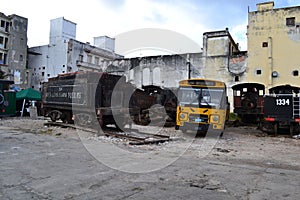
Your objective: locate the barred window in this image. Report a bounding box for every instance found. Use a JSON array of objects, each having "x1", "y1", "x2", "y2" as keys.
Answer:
[{"x1": 286, "y1": 17, "x2": 295, "y2": 26}]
